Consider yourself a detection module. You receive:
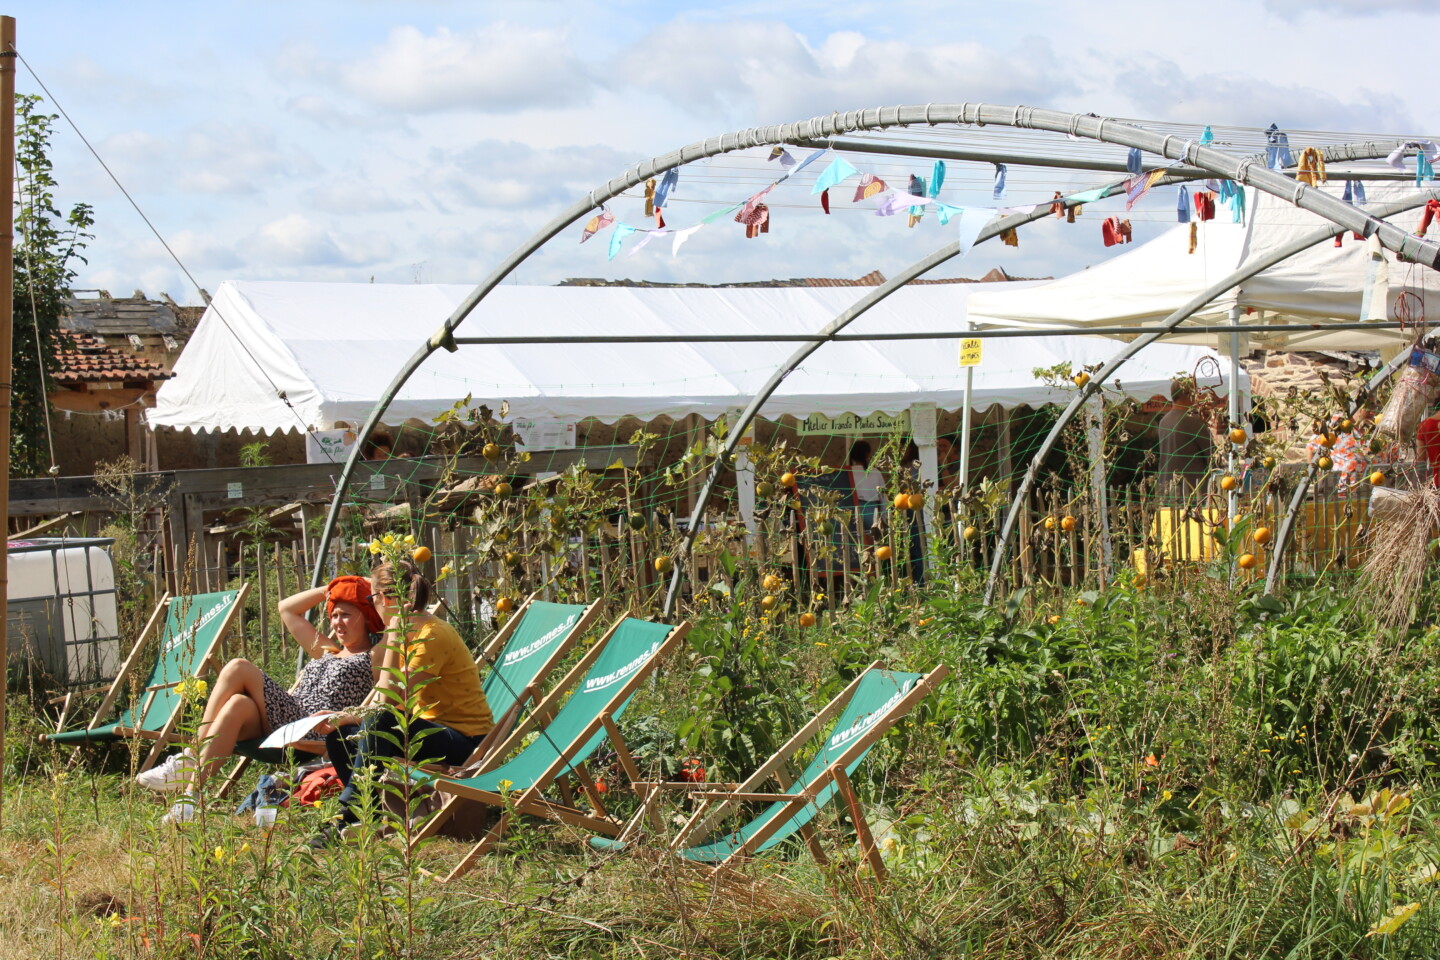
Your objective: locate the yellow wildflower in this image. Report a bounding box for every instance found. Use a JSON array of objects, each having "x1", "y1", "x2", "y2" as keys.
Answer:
[
  {"x1": 368, "y1": 540, "x2": 382, "y2": 555},
  {"x1": 498, "y1": 779, "x2": 514, "y2": 793},
  {"x1": 176, "y1": 677, "x2": 209, "y2": 701},
  {"x1": 214, "y1": 846, "x2": 226, "y2": 862},
  {"x1": 383, "y1": 534, "x2": 395, "y2": 545},
  {"x1": 239, "y1": 842, "x2": 251, "y2": 854},
  {"x1": 404, "y1": 534, "x2": 416, "y2": 545}
]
